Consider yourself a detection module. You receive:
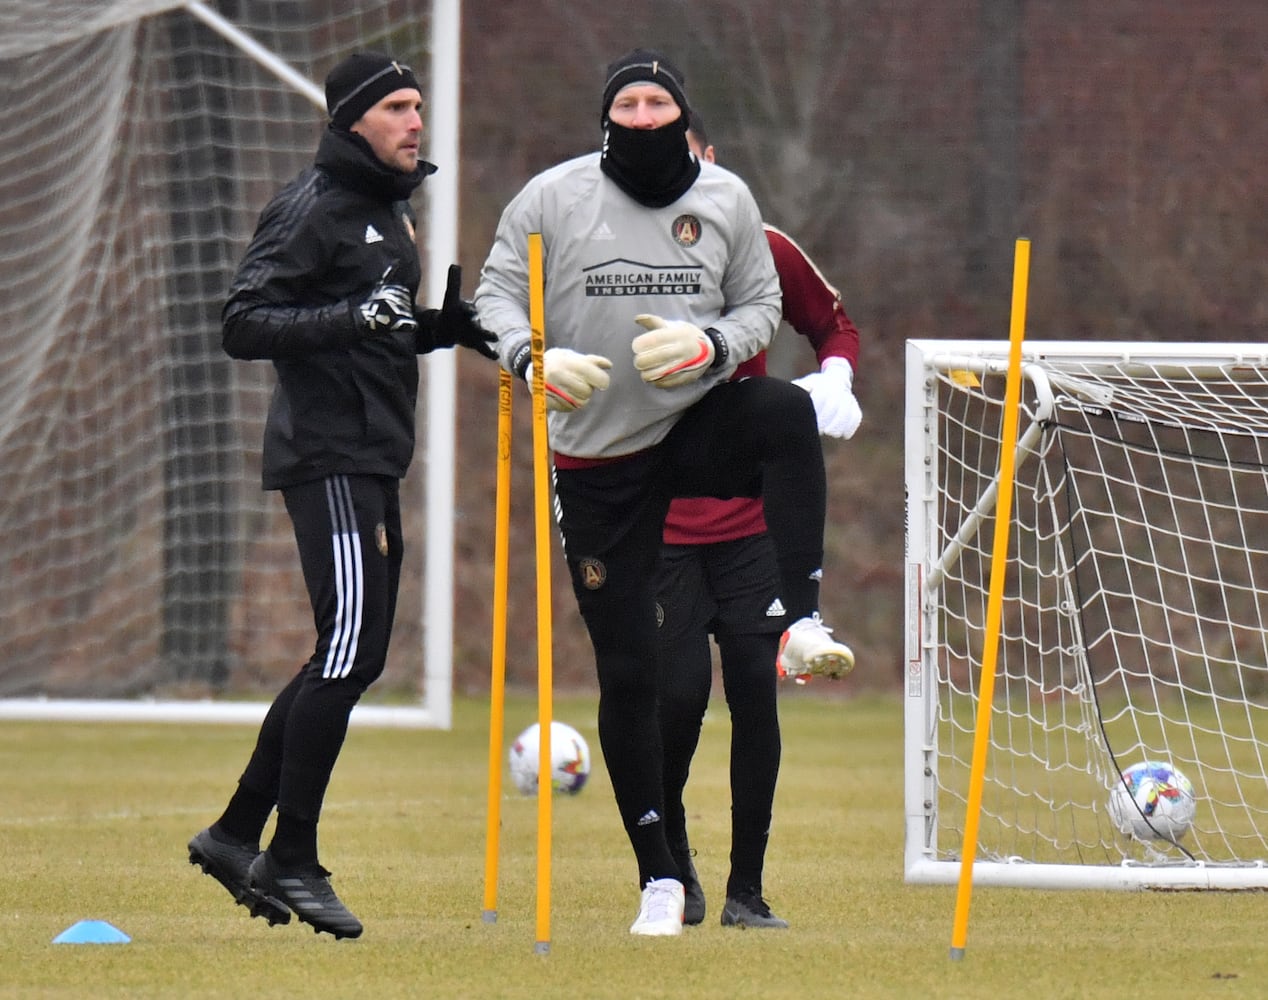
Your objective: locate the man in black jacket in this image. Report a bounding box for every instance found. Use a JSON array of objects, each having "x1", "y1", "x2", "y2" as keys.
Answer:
[{"x1": 187, "y1": 52, "x2": 494, "y2": 940}]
